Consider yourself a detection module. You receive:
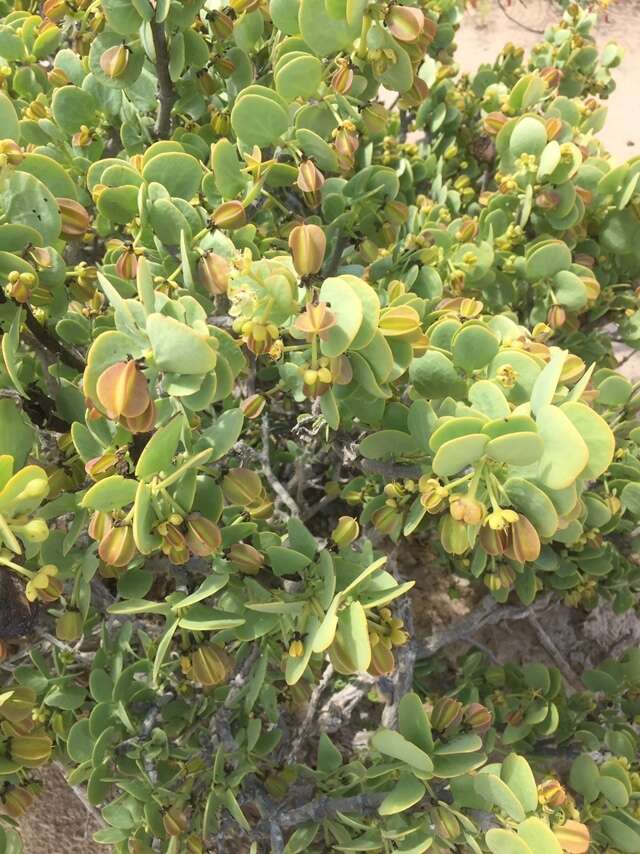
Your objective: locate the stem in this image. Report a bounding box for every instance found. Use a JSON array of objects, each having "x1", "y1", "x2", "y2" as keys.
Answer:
[
  {"x1": 22, "y1": 303, "x2": 85, "y2": 372},
  {"x1": 150, "y1": 20, "x2": 176, "y2": 139}
]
